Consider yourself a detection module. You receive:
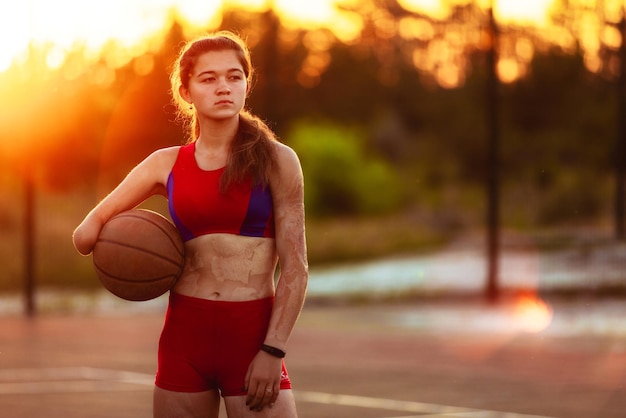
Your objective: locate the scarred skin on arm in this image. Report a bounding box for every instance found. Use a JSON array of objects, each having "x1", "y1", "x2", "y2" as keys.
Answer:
[
  {"x1": 265, "y1": 143, "x2": 308, "y2": 348},
  {"x1": 243, "y1": 142, "x2": 308, "y2": 411}
]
